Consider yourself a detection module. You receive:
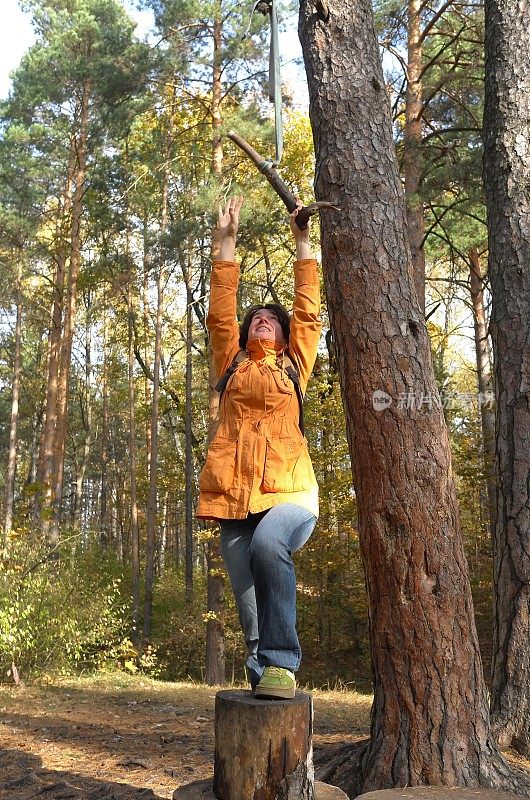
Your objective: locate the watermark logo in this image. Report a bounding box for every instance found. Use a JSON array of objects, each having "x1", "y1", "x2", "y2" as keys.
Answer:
[
  {"x1": 372, "y1": 390, "x2": 393, "y2": 411},
  {"x1": 372, "y1": 390, "x2": 495, "y2": 412}
]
